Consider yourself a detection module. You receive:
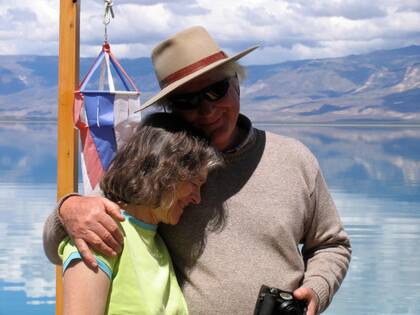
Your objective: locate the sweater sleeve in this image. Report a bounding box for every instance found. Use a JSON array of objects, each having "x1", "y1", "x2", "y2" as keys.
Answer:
[
  {"x1": 42, "y1": 193, "x2": 80, "y2": 265},
  {"x1": 301, "y1": 170, "x2": 352, "y2": 313}
]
